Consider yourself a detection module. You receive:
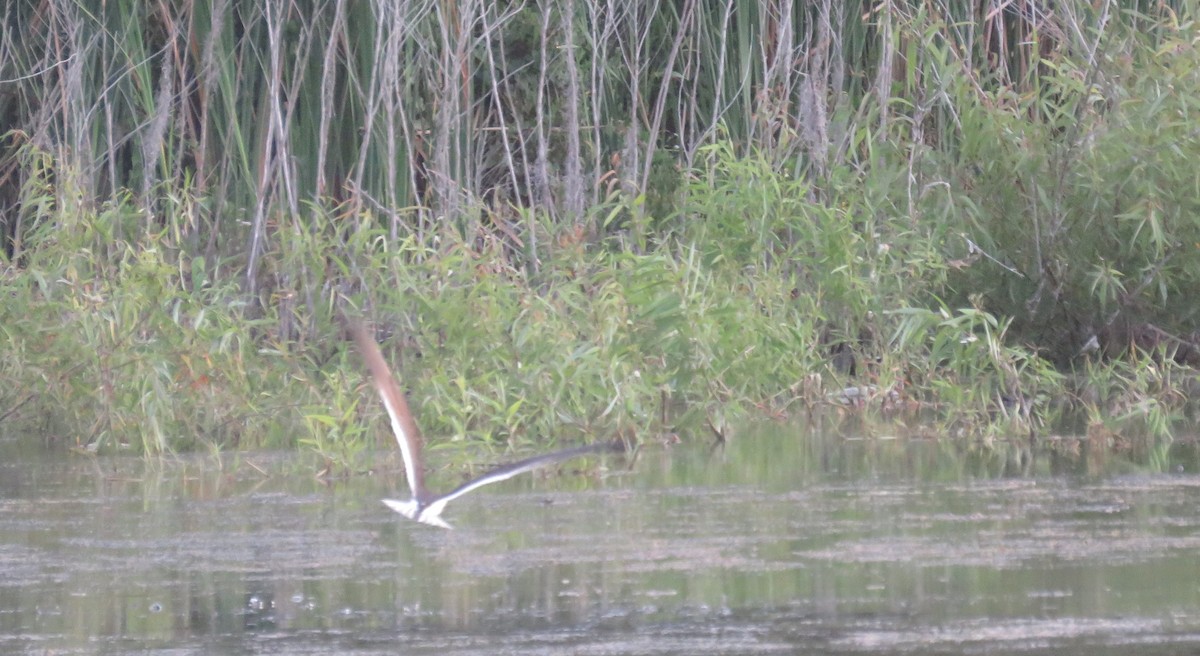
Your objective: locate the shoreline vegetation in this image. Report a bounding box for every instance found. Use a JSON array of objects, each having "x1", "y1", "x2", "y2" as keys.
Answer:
[{"x1": 2, "y1": 1, "x2": 1199, "y2": 470}]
